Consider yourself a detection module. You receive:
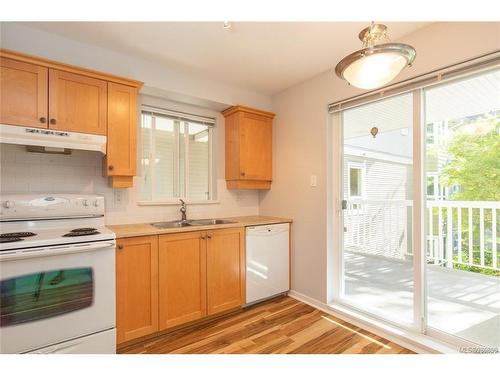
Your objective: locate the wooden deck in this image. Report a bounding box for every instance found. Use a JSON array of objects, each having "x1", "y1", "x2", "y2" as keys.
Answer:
[
  {"x1": 118, "y1": 296, "x2": 414, "y2": 354},
  {"x1": 344, "y1": 251, "x2": 500, "y2": 347}
]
